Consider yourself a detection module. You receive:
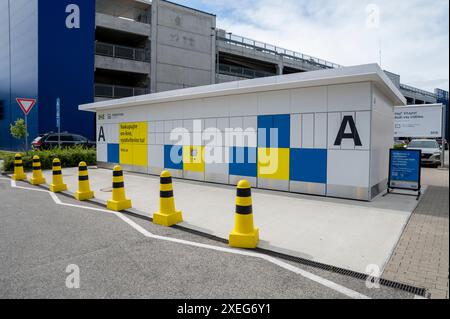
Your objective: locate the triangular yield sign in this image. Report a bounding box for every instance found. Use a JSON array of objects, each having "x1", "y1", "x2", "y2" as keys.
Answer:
[{"x1": 16, "y1": 98, "x2": 37, "y2": 116}]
